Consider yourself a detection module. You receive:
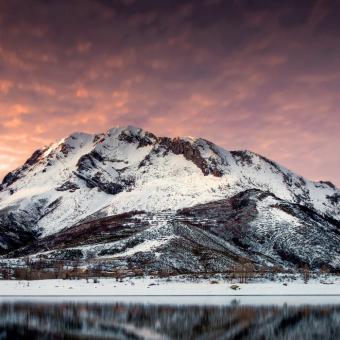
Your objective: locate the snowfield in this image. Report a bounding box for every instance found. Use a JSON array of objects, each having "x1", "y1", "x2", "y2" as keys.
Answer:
[{"x1": 0, "y1": 276, "x2": 339, "y2": 296}]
